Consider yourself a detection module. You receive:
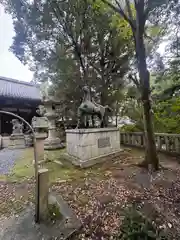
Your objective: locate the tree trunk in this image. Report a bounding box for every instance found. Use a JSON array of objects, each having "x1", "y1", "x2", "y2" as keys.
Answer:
[
  {"x1": 115, "y1": 115, "x2": 118, "y2": 127},
  {"x1": 136, "y1": 34, "x2": 159, "y2": 170},
  {"x1": 142, "y1": 84, "x2": 159, "y2": 170}
]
